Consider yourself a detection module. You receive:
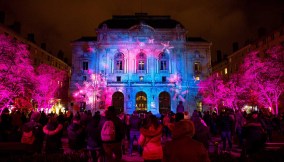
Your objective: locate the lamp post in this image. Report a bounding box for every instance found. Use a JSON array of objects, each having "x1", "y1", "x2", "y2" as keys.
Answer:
[
  {"x1": 91, "y1": 73, "x2": 99, "y2": 113},
  {"x1": 91, "y1": 74, "x2": 98, "y2": 111}
]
